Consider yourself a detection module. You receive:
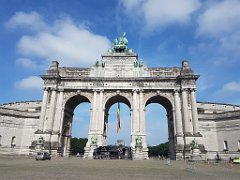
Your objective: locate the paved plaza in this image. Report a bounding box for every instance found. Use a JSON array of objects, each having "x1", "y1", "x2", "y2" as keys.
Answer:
[{"x1": 0, "y1": 156, "x2": 239, "y2": 180}]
